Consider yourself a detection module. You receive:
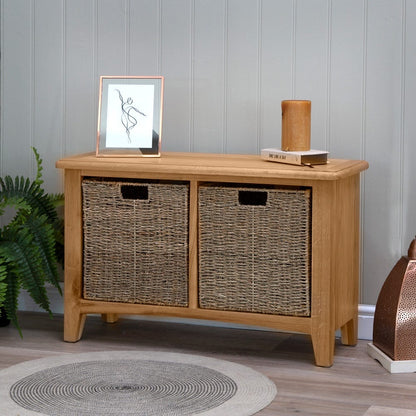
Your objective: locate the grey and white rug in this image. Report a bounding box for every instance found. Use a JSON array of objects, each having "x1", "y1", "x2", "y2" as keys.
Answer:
[{"x1": 0, "y1": 350, "x2": 276, "y2": 416}]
